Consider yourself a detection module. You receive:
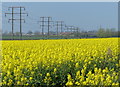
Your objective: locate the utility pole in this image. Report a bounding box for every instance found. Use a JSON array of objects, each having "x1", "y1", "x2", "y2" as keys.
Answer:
[
  {"x1": 65, "y1": 25, "x2": 75, "y2": 38},
  {"x1": 12, "y1": 7, "x2": 14, "y2": 39},
  {"x1": 65, "y1": 25, "x2": 75, "y2": 32},
  {"x1": 38, "y1": 17, "x2": 53, "y2": 39},
  {"x1": 55, "y1": 21, "x2": 64, "y2": 36},
  {"x1": 55, "y1": 21, "x2": 59, "y2": 36},
  {"x1": 41, "y1": 17, "x2": 44, "y2": 36},
  {"x1": 70, "y1": 26, "x2": 75, "y2": 33},
  {"x1": 60, "y1": 21, "x2": 64, "y2": 33},
  {"x1": 38, "y1": 17, "x2": 45, "y2": 38},
  {"x1": 76, "y1": 27, "x2": 79, "y2": 35},
  {"x1": 65, "y1": 25, "x2": 68, "y2": 32},
  {"x1": 48, "y1": 17, "x2": 50, "y2": 36},
  {"x1": 74, "y1": 27, "x2": 80, "y2": 38},
  {"x1": 47, "y1": 17, "x2": 53, "y2": 36},
  {"x1": 20, "y1": 7, "x2": 22, "y2": 40},
  {"x1": 5, "y1": 6, "x2": 28, "y2": 40}
]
